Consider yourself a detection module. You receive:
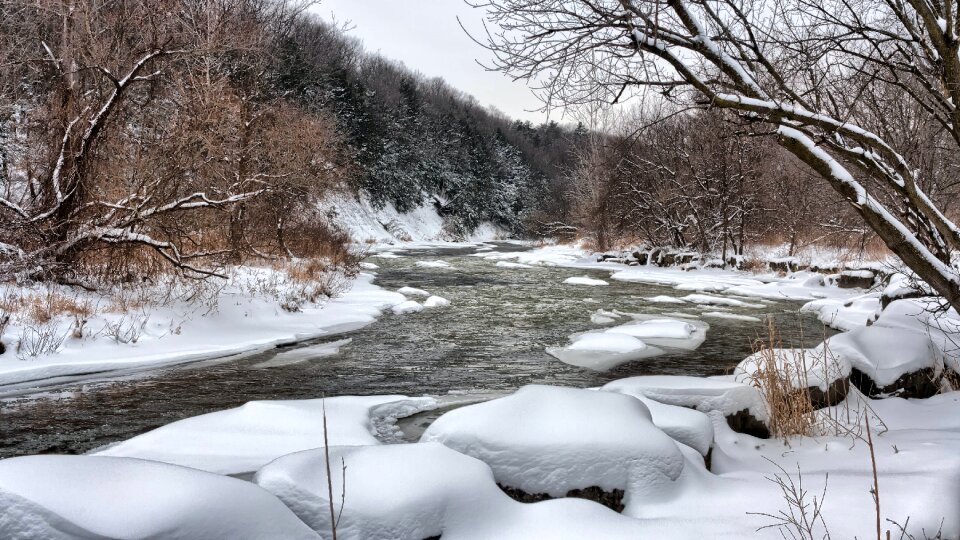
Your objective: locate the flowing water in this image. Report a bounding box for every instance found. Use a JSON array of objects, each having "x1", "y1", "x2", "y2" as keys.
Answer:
[{"x1": 0, "y1": 243, "x2": 833, "y2": 458}]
